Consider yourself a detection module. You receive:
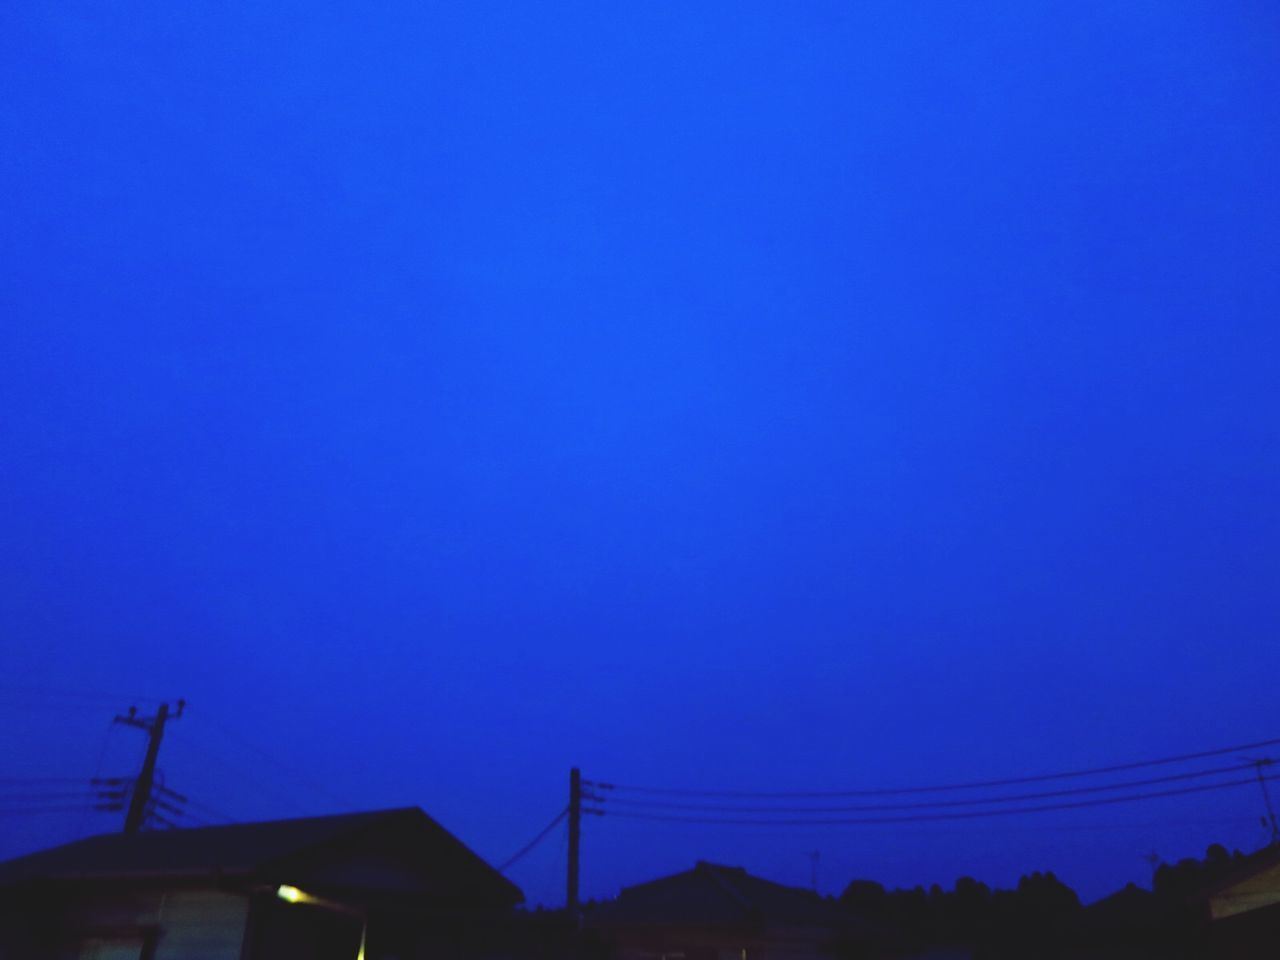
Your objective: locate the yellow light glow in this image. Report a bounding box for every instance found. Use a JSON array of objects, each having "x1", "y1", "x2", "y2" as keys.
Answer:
[{"x1": 277, "y1": 881, "x2": 366, "y2": 958}]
